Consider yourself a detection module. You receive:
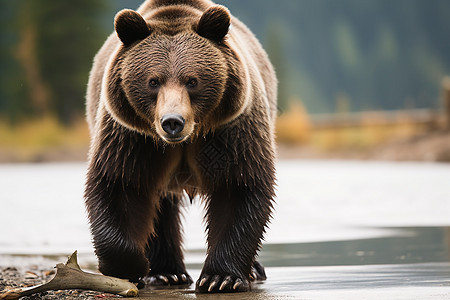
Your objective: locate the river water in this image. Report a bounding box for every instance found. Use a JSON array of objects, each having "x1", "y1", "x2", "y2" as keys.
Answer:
[{"x1": 1, "y1": 160, "x2": 449, "y2": 299}]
